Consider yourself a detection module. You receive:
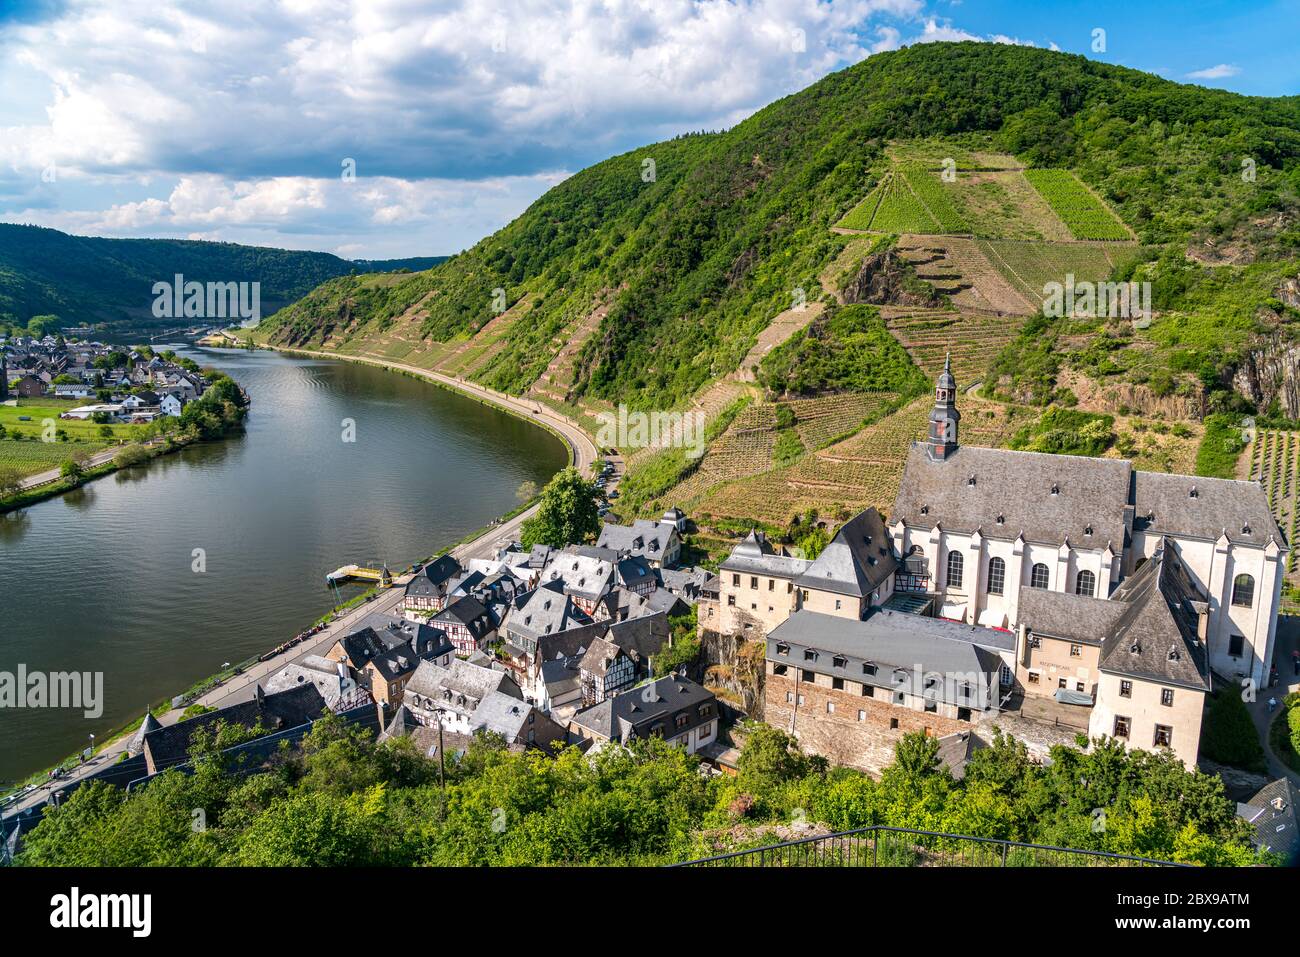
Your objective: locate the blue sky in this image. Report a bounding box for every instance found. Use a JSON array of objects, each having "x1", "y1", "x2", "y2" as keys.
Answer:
[{"x1": 0, "y1": 0, "x2": 1295, "y2": 259}]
